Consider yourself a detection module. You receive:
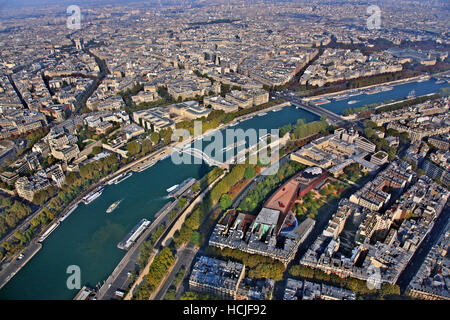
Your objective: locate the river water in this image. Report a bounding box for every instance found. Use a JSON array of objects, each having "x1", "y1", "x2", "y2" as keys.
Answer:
[
  {"x1": 1, "y1": 78, "x2": 447, "y2": 299},
  {"x1": 318, "y1": 78, "x2": 448, "y2": 115},
  {"x1": 0, "y1": 106, "x2": 317, "y2": 300}
]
